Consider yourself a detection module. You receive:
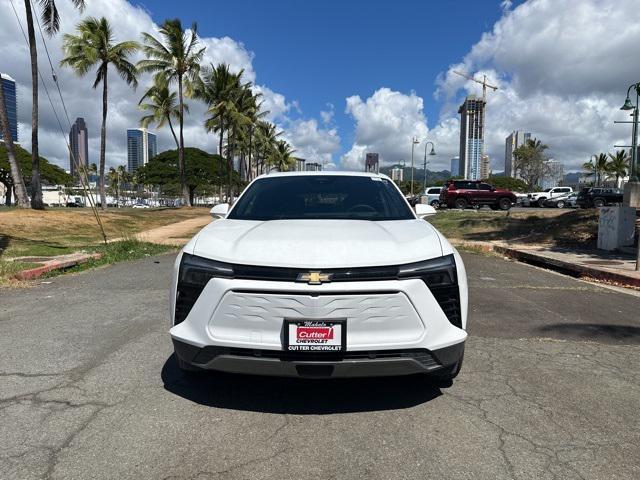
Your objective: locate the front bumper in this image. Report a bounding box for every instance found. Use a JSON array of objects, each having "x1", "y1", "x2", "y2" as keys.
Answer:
[{"x1": 173, "y1": 338, "x2": 465, "y2": 378}]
